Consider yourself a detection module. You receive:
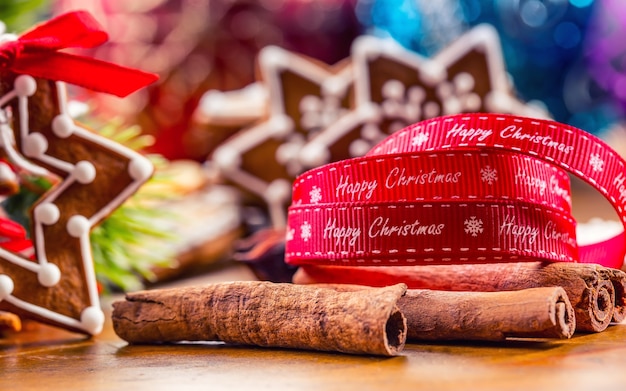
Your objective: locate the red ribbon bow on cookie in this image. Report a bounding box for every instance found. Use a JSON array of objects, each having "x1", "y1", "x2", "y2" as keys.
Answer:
[{"x1": 0, "y1": 10, "x2": 158, "y2": 97}]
